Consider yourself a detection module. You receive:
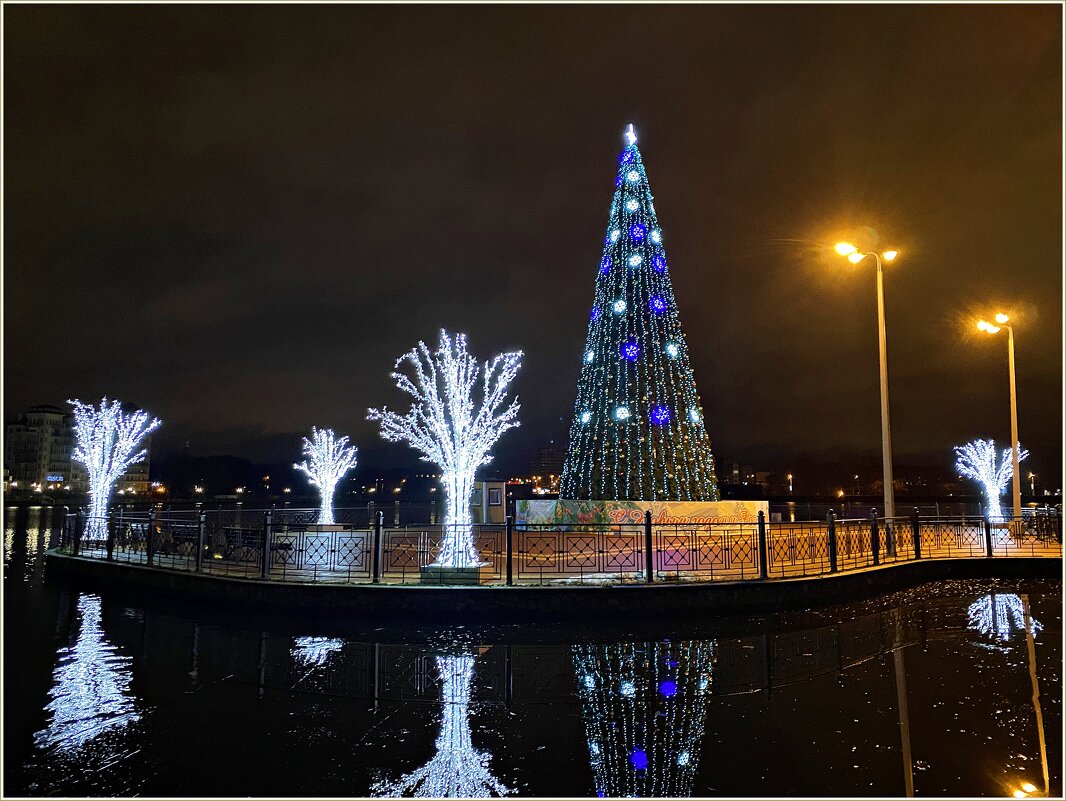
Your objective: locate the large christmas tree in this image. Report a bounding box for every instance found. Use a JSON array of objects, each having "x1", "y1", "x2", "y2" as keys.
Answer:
[{"x1": 560, "y1": 125, "x2": 720, "y2": 501}]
